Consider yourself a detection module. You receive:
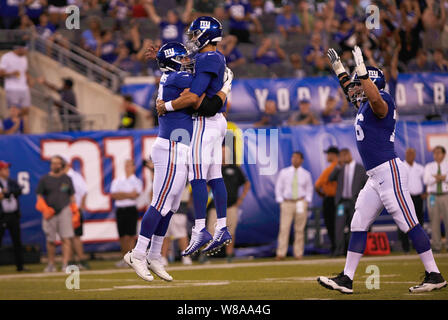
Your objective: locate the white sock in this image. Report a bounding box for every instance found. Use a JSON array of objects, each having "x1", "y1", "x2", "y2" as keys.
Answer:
[
  {"x1": 147, "y1": 235, "x2": 164, "y2": 260},
  {"x1": 216, "y1": 217, "x2": 227, "y2": 230},
  {"x1": 343, "y1": 251, "x2": 363, "y2": 280},
  {"x1": 194, "y1": 219, "x2": 206, "y2": 231},
  {"x1": 419, "y1": 249, "x2": 440, "y2": 273},
  {"x1": 133, "y1": 235, "x2": 150, "y2": 260}
]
